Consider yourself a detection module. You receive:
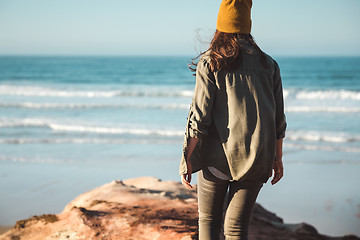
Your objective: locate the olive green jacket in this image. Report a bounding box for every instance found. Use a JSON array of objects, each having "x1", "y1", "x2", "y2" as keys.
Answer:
[{"x1": 179, "y1": 47, "x2": 287, "y2": 183}]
